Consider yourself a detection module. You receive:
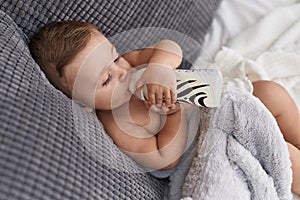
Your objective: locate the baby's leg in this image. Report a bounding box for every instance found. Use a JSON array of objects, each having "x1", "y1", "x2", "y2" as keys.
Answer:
[
  {"x1": 253, "y1": 80, "x2": 300, "y2": 195},
  {"x1": 287, "y1": 142, "x2": 300, "y2": 195},
  {"x1": 252, "y1": 80, "x2": 300, "y2": 149}
]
